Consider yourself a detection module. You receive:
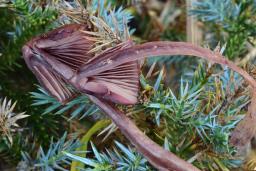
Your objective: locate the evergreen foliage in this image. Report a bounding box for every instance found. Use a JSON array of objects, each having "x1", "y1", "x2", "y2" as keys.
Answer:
[
  {"x1": 191, "y1": 0, "x2": 256, "y2": 59},
  {"x1": 21, "y1": 133, "x2": 80, "y2": 171},
  {"x1": 65, "y1": 141, "x2": 153, "y2": 171},
  {"x1": 0, "y1": 0, "x2": 256, "y2": 170}
]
